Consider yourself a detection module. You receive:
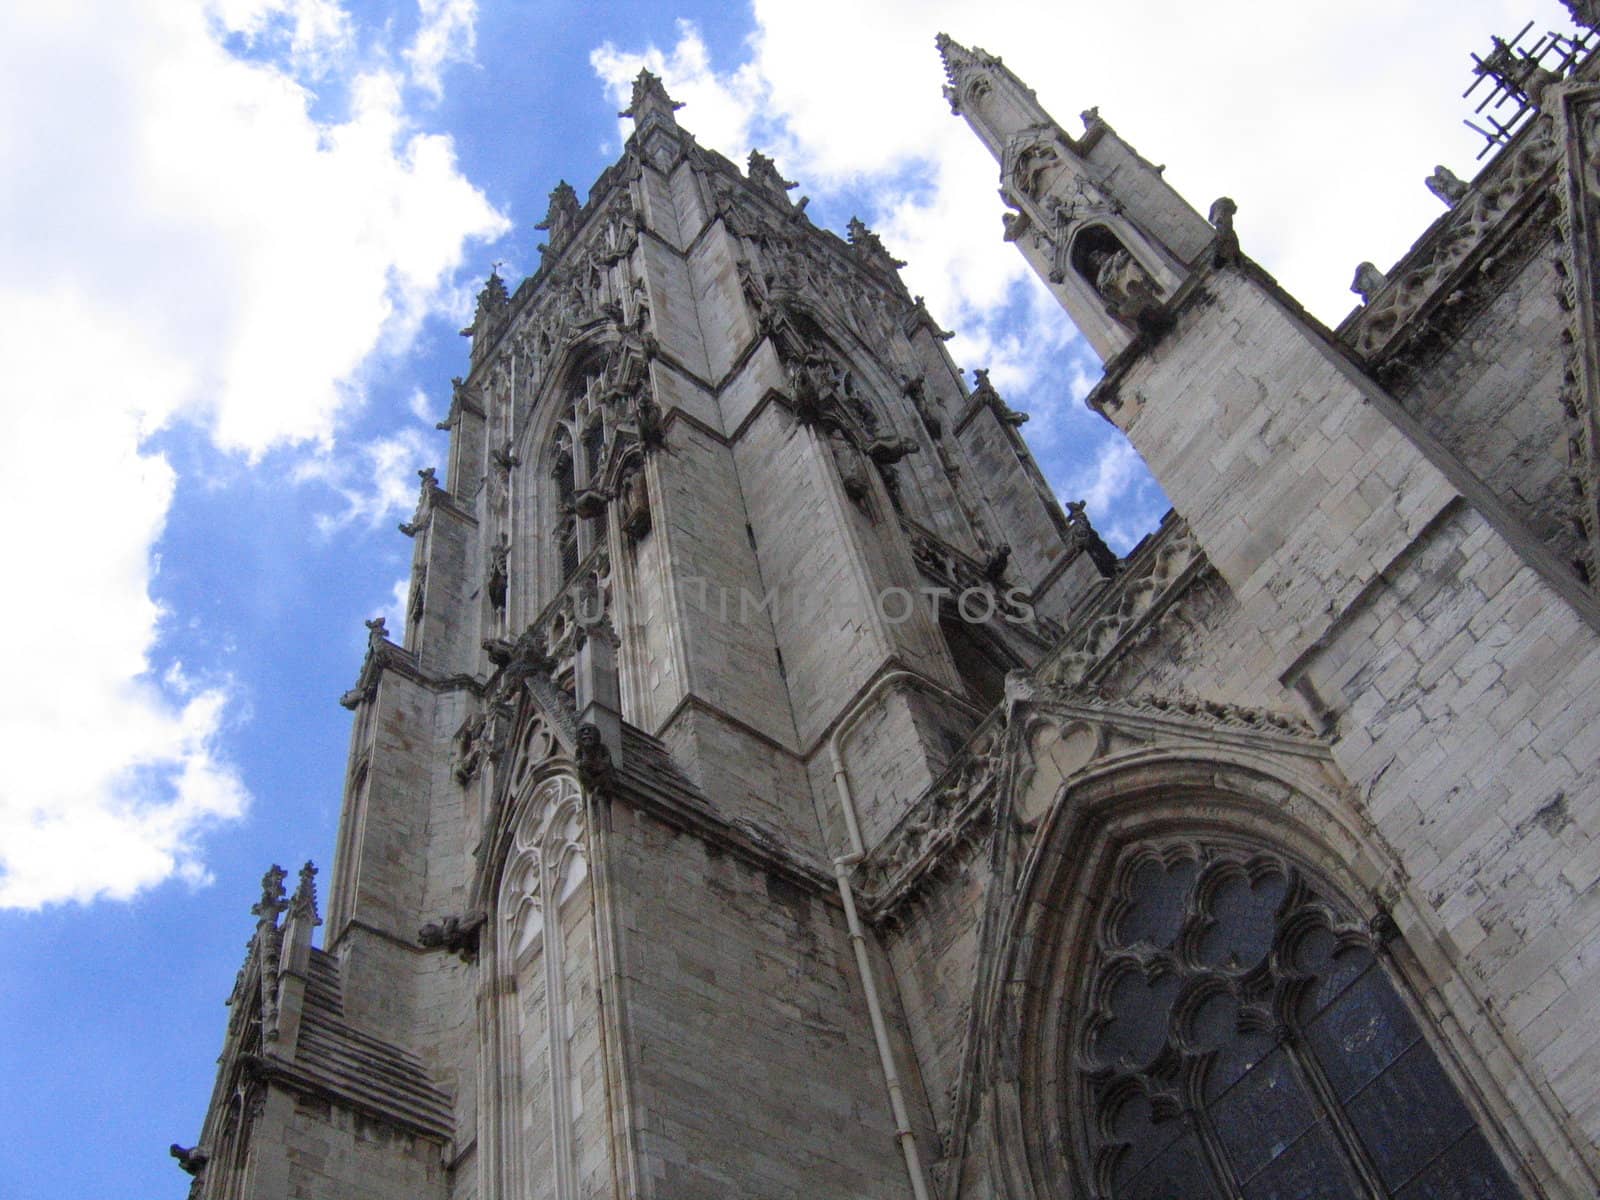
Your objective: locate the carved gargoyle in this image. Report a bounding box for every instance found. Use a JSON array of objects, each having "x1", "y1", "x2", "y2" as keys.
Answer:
[
  {"x1": 575, "y1": 723, "x2": 615, "y2": 797},
  {"x1": 1351, "y1": 262, "x2": 1388, "y2": 304},
  {"x1": 1209, "y1": 196, "x2": 1240, "y2": 267},
  {"x1": 170, "y1": 1144, "x2": 208, "y2": 1176},
  {"x1": 418, "y1": 910, "x2": 487, "y2": 962},
  {"x1": 866, "y1": 436, "x2": 918, "y2": 466},
  {"x1": 634, "y1": 394, "x2": 665, "y2": 450},
  {"x1": 1425, "y1": 165, "x2": 1468, "y2": 208}
]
